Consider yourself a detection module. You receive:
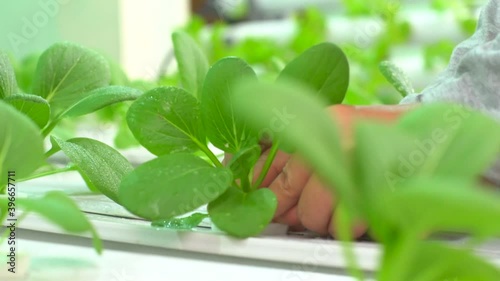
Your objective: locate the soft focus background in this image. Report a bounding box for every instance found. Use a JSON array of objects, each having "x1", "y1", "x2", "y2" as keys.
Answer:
[{"x1": 0, "y1": 0, "x2": 487, "y2": 151}]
